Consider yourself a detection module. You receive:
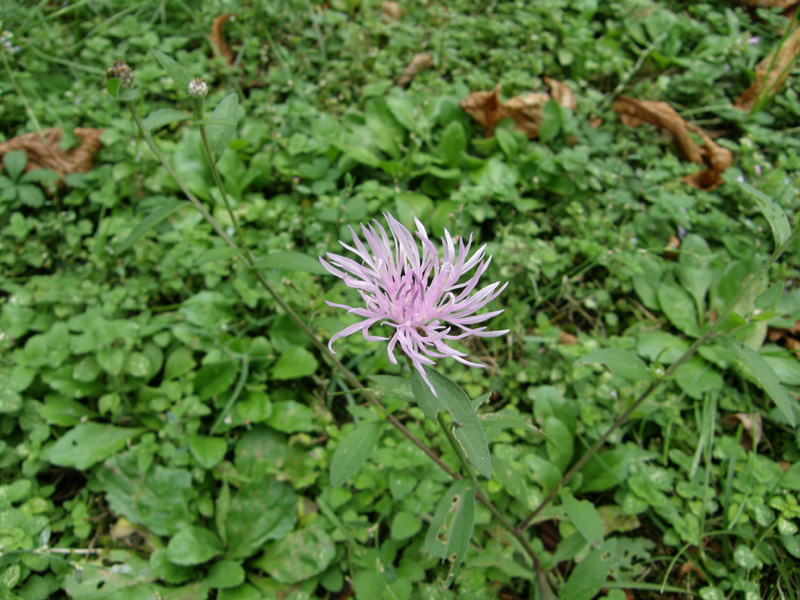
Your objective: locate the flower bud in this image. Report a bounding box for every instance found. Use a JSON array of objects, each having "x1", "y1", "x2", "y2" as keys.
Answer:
[
  {"x1": 188, "y1": 77, "x2": 208, "y2": 99},
  {"x1": 107, "y1": 59, "x2": 134, "y2": 89}
]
